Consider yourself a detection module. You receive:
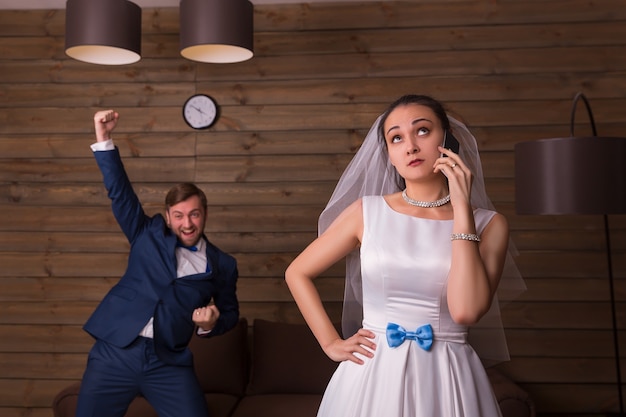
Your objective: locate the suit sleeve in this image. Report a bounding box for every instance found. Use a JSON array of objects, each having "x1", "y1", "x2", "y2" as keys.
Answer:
[
  {"x1": 203, "y1": 254, "x2": 239, "y2": 337},
  {"x1": 93, "y1": 148, "x2": 148, "y2": 244}
]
